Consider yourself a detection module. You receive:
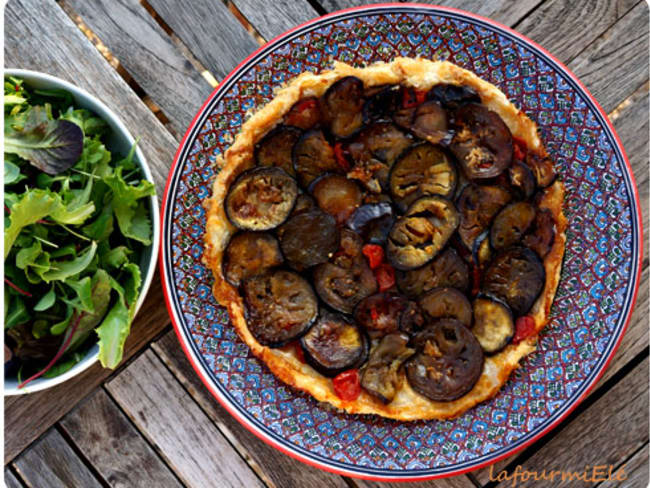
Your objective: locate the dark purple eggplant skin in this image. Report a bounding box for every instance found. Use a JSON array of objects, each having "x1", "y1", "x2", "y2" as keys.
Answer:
[
  {"x1": 322, "y1": 76, "x2": 365, "y2": 138},
  {"x1": 410, "y1": 100, "x2": 449, "y2": 145},
  {"x1": 456, "y1": 183, "x2": 512, "y2": 251},
  {"x1": 508, "y1": 161, "x2": 536, "y2": 199},
  {"x1": 417, "y1": 287, "x2": 472, "y2": 327},
  {"x1": 396, "y1": 247, "x2": 470, "y2": 298},
  {"x1": 427, "y1": 83, "x2": 481, "y2": 109},
  {"x1": 255, "y1": 125, "x2": 302, "y2": 176},
  {"x1": 300, "y1": 309, "x2": 369, "y2": 377},
  {"x1": 362, "y1": 85, "x2": 400, "y2": 123},
  {"x1": 277, "y1": 209, "x2": 339, "y2": 271},
  {"x1": 222, "y1": 231, "x2": 284, "y2": 287},
  {"x1": 490, "y1": 201, "x2": 536, "y2": 251},
  {"x1": 354, "y1": 292, "x2": 408, "y2": 339},
  {"x1": 292, "y1": 129, "x2": 340, "y2": 188},
  {"x1": 523, "y1": 207, "x2": 556, "y2": 258},
  {"x1": 525, "y1": 152, "x2": 556, "y2": 188},
  {"x1": 399, "y1": 301, "x2": 427, "y2": 336},
  {"x1": 347, "y1": 202, "x2": 395, "y2": 245}
]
